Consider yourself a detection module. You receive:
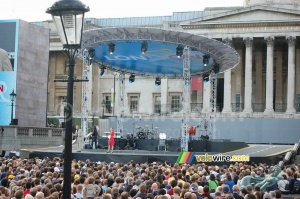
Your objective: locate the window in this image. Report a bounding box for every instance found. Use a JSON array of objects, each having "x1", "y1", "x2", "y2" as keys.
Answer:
[
  {"x1": 154, "y1": 95, "x2": 161, "y2": 114},
  {"x1": 129, "y1": 96, "x2": 139, "y2": 113},
  {"x1": 104, "y1": 95, "x2": 112, "y2": 114},
  {"x1": 171, "y1": 95, "x2": 181, "y2": 112}
]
